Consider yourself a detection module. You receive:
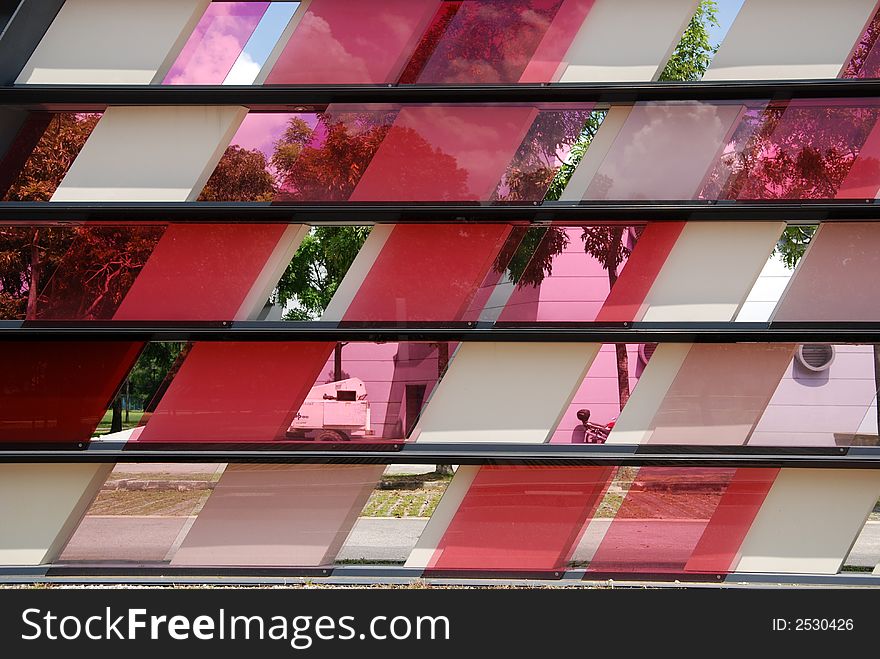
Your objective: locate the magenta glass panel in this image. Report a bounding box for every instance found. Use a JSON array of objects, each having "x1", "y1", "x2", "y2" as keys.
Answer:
[
  {"x1": 163, "y1": 2, "x2": 269, "y2": 85},
  {"x1": 518, "y1": 0, "x2": 595, "y2": 82},
  {"x1": 265, "y1": 0, "x2": 441, "y2": 84},
  {"x1": 412, "y1": 0, "x2": 570, "y2": 84},
  {"x1": 704, "y1": 100, "x2": 880, "y2": 200},
  {"x1": 841, "y1": 6, "x2": 880, "y2": 78},
  {"x1": 586, "y1": 467, "x2": 772, "y2": 574},
  {"x1": 349, "y1": 106, "x2": 538, "y2": 201},
  {"x1": 1, "y1": 113, "x2": 101, "y2": 202}
]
